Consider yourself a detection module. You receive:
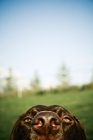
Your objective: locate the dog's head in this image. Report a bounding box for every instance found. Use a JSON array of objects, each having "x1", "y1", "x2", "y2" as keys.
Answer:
[{"x1": 10, "y1": 105, "x2": 86, "y2": 140}]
